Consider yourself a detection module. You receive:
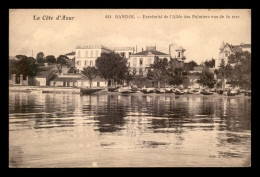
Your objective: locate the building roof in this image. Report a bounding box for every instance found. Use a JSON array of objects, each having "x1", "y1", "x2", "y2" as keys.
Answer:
[
  {"x1": 175, "y1": 46, "x2": 186, "y2": 51},
  {"x1": 65, "y1": 51, "x2": 75, "y2": 56},
  {"x1": 79, "y1": 76, "x2": 107, "y2": 82},
  {"x1": 132, "y1": 50, "x2": 169, "y2": 56},
  {"x1": 231, "y1": 46, "x2": 243, "y2": 53},
  {"x1": 39, "y1": 64, "x2": 59, "y2": 71},
  {"x1": 76, "y1": 45, "x2": 111, "y2": 51},
  {"x1": 52, "y1": 77, "x2": 80, "y2": 82},
  {"x1": 112, "y1": 47, "x2": 133, "y2": 51},
  {"x1": 36, "y1": 70, "x2": 54, "y2": 78},
  {"x1": 241, "y1": 44, "x2": 251, "y2": 48},
  {"x1": 52, "y1": 75, "x2": 106, "y2": 82},
  {"x1": 220, "y1": 43, "x2": 251, "y2": 53}
]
